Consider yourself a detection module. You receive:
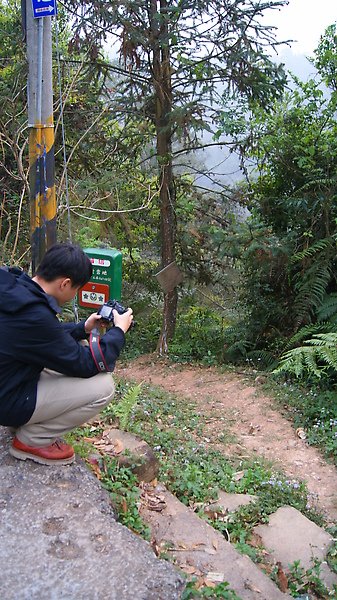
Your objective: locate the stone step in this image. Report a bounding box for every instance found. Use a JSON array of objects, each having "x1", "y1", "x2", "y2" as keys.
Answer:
[
  {"x1": 139, "y1": 484, "x2": 291, "y2": 599},
  {"x1": 254, "y1": 506, "x2": 337, "y2": 591}
]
